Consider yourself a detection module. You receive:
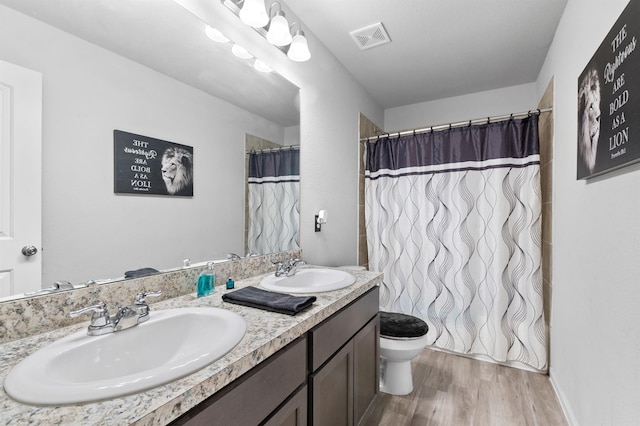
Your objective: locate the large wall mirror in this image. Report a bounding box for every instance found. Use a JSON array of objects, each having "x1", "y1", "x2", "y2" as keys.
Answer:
[{"x1": 0, "y1": 0, "x2": 300, "y2": 301}]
